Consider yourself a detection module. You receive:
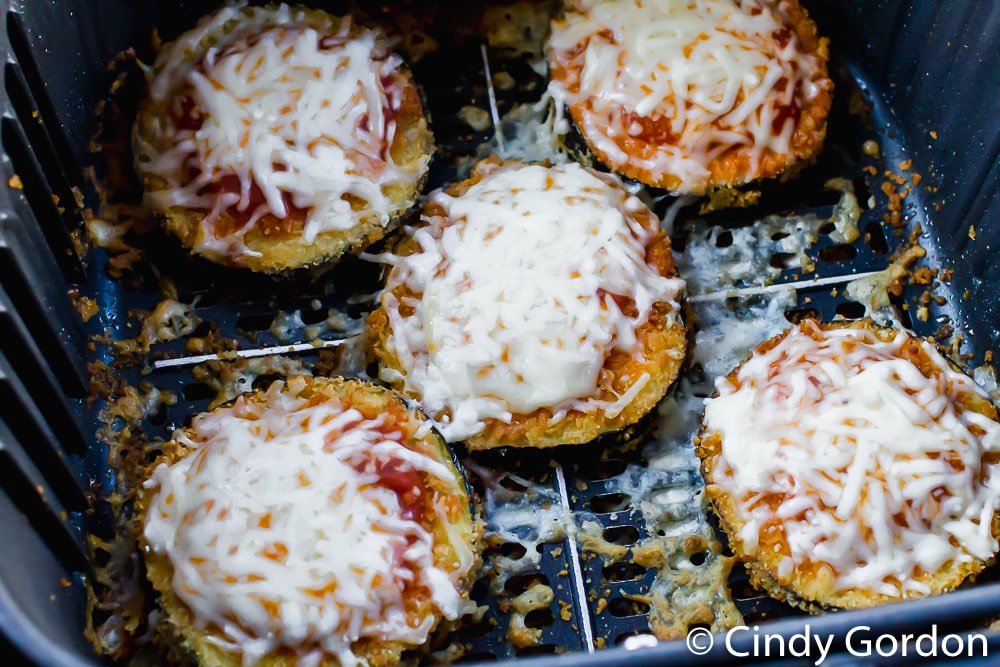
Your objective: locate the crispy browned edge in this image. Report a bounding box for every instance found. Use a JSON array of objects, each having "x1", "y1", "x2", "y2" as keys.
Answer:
[
  {"x1": 134, "y1": 375, "x2": 483, "y2": 667},
  {"x1": 366, "y1": 156, "x2": 687, "y2": 450},
  {"x1": 132, "y1": 4, "x2": 435, "y2": 274},
  {"x1": 695, "y1": 319, "x2": 1000, "y2": 612},
  {"x1": 547, "y1": 0, "x2": 834, "y2": 194}
]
